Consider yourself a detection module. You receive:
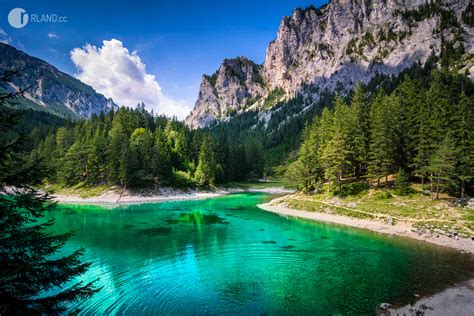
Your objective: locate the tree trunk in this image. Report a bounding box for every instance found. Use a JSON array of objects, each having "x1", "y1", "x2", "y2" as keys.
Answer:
[
  {"x1": 430, "y1": 173, "x2": 434, "y2": 200},
  {"x1": 338, "y1": 171, "x2": 342, "y2": 192},
  {"x1": 461, "y1": 180, "x2": 465, "y2": 198},
  {"x1": 357, "y1": 163, "x2": 363, "y2": 179},
  {"x1": 436, "y1": 175, "x2": 440, "y2": 200},
  {"x1": 421, "y1": 177, "x2": 424, "y2": 191},
  {"x1": 385, "y1": 174, "x2": 388, "y2": 189}
]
